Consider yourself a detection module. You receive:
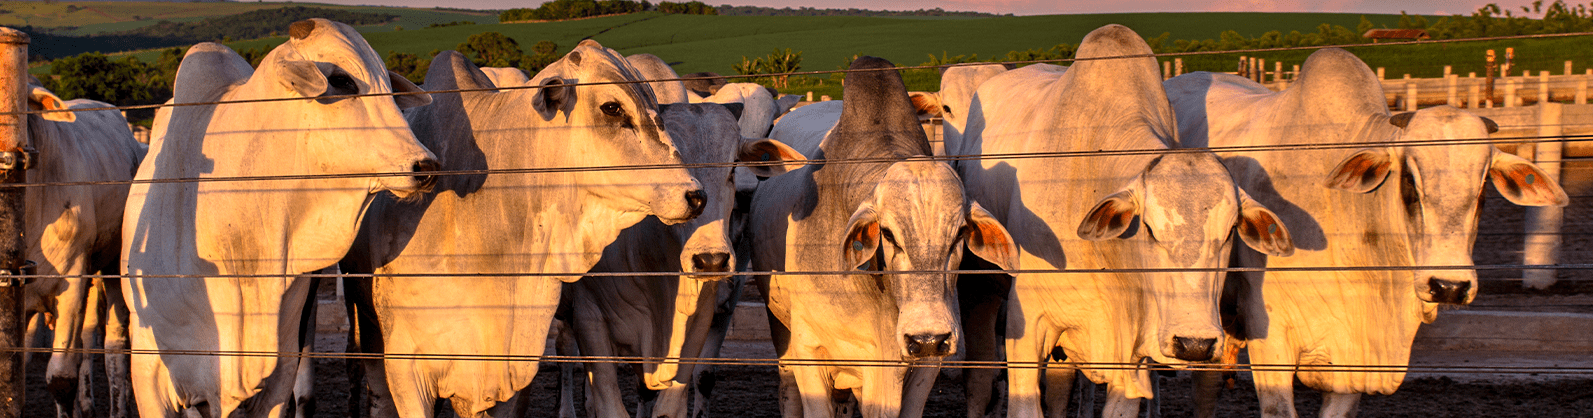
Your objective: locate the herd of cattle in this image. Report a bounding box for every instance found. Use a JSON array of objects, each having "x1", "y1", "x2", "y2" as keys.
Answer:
[{"x1": 9, "y1": 17, "x2": 1571, "y2": 418}]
